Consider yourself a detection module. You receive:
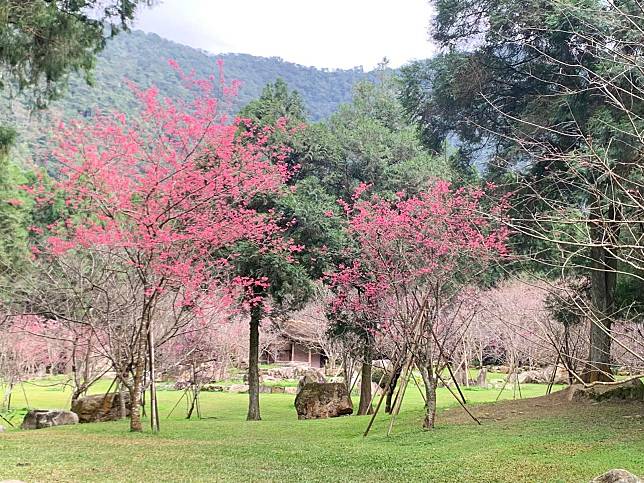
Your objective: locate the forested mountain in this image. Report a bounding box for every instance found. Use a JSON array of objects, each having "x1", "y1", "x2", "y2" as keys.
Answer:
[{"x1": 1, "y1": 30, "x2": 377, "y2": 165}]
